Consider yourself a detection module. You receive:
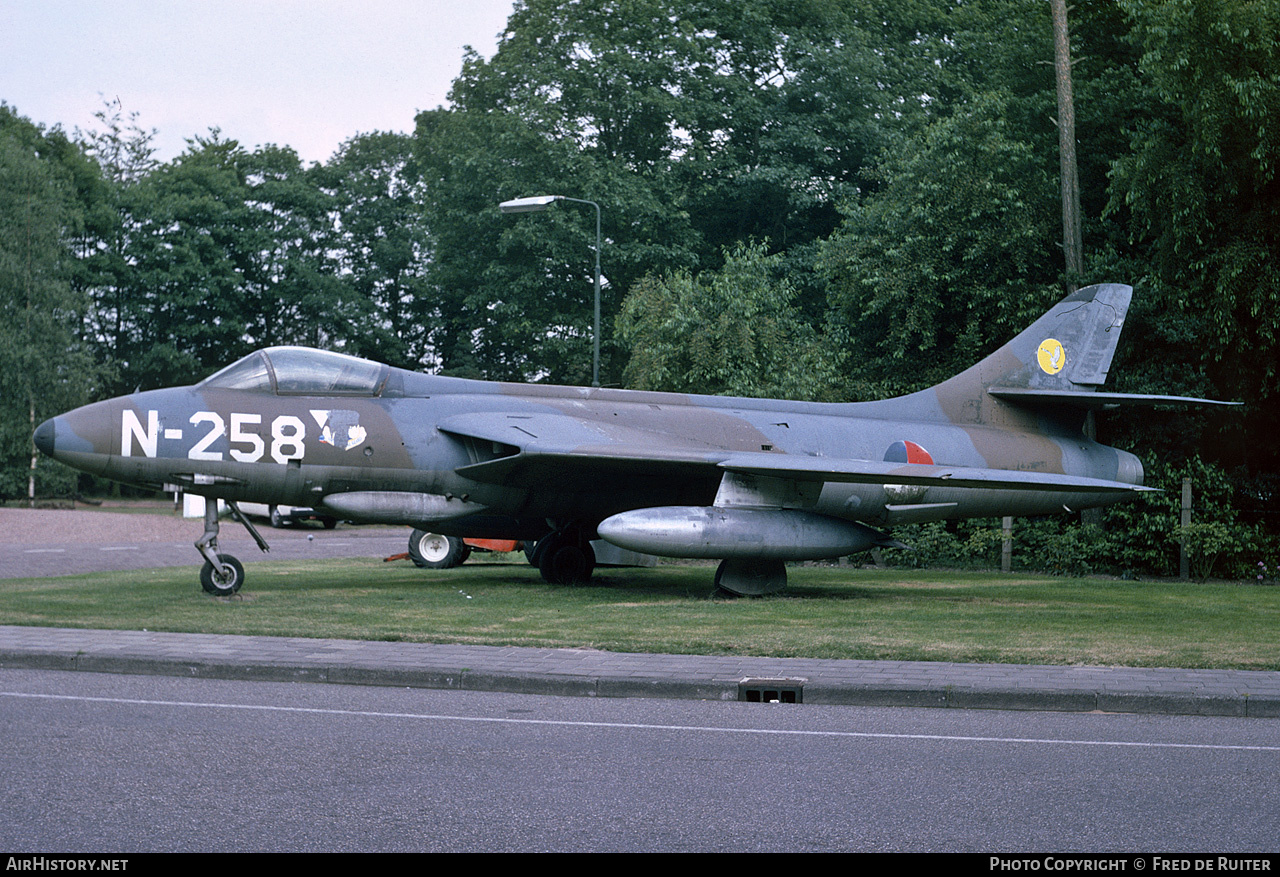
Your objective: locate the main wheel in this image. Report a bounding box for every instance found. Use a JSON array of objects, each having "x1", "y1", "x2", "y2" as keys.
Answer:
[
  {"x1": 407, "y1": 530, "x2": 468, "y2": 569},
  {"x1": 539, "y1": 541, "x2": 596, "y2": 585},
  {"x1": 269, "y1": 506, "x2": 285, "y2": 528},
  {"x1": 200, "y1": 554, "x2": 245, "y2": 597}
]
